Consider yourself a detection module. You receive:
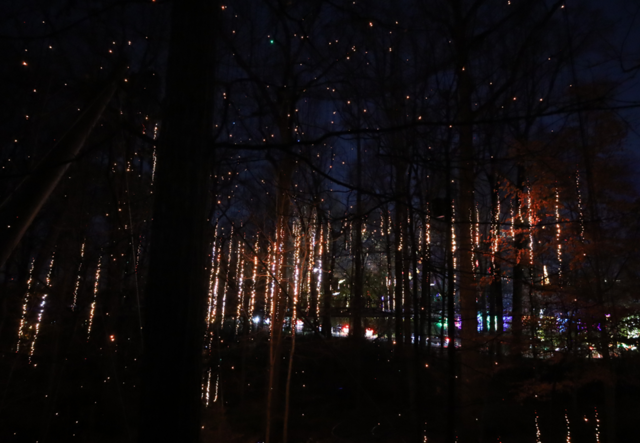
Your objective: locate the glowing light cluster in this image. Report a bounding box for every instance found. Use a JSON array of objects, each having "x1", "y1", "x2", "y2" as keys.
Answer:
[
  {"x1": 222, "y1": 227, "x2": 233, "y2": 322},
  {"x1": 556, "y1": 188, "x2": 562, "y2": 281},
  {"x1": 203, "y1": 367, "x2": 212, "y2": 406},
  {"x1": 16, "y1": 259, "x2": 35, "y2": 353},
  {"x1": 29, "y1": 254, "x2": 54, "y2": 363},
  {"x1": 206, "y1": 231, "x2": 220, "y2": 336},
  {"x1": 316, "y1": 222, "x2": 324, "y2": 318},
  {"x1": 72, "y1": 242, "x2": 85, "y2": 311},
  {"x1": 87, "y1": 256, "x2": 102, "y2": 340},
  {"x1": 534, "y1": 410, "x2": 542, "y2": 443},
  {"x1": 576, "y1": 169, "x2": 585, "y2": 240},
  {"x1": 249, "y1": 236, "x2": 259, "y2": 324},
  {"x1": 527, "y1": 188, "x2": 534, "y2": 266},
  {"x1": 235, "y1": 237, "x2": 245, "y2": 332},
  {"x1": 451, "y1": 200, "x2": 457, "y2": 284},
  {"x1": 292, "y1": 222, "x2": 302, "y2": 329}
]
